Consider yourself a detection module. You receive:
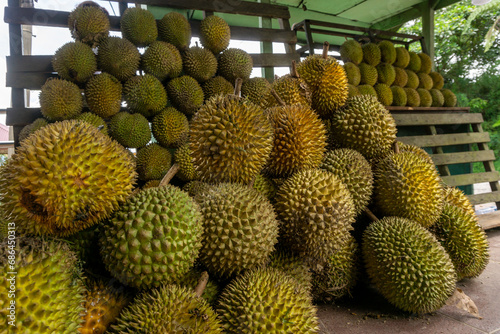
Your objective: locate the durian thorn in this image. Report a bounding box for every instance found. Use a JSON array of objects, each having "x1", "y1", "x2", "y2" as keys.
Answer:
[
  {"x1": 393, "y1": 141, "x2": 400, "y2": 154},
  {"x1": 290, "y1": 60, "x2": 300, "y2": 78},
  {"x1": 270, "y1": 89, "x2": 286, "y2": 106},
  {"x1": 248, "y1": 176, "x2": 256, "y2": 188},
  {"x1": 322, "y1": 41, "x2": 330, "y2": 59},
  {"x1": 364, "y1": 207, "x2": 379, "y2": 222},
  {"x1": 234, "y1": 78, "x2": 243, "y2": 97},
  {"x1": 159, "y1": 163, "x2": 180, "y2": 187},
  {"x1": 194, "y1": 271, "x2": 209, "y2": 298}
]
